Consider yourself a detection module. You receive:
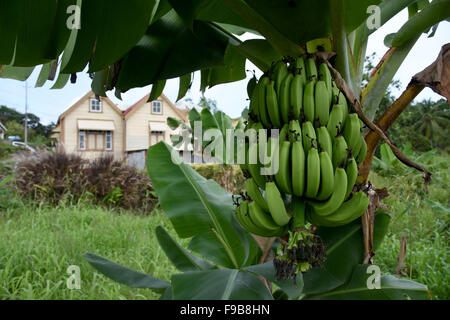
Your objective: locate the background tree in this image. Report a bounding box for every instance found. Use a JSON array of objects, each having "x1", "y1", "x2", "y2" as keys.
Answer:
[{"x1": 3, "y1": 121, "x2": 24, "y2": 139}]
